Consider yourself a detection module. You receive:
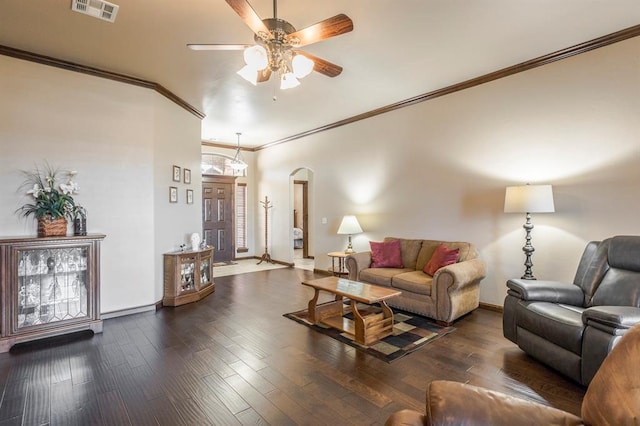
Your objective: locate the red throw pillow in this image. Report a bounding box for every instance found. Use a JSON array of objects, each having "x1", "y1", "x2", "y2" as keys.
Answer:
[
  {"x1": 423, "y1": 244, "x2": 460, "y2": 276},
  {"x1": 370, "y1": 240, "x2": 404, "y2": 268}
]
